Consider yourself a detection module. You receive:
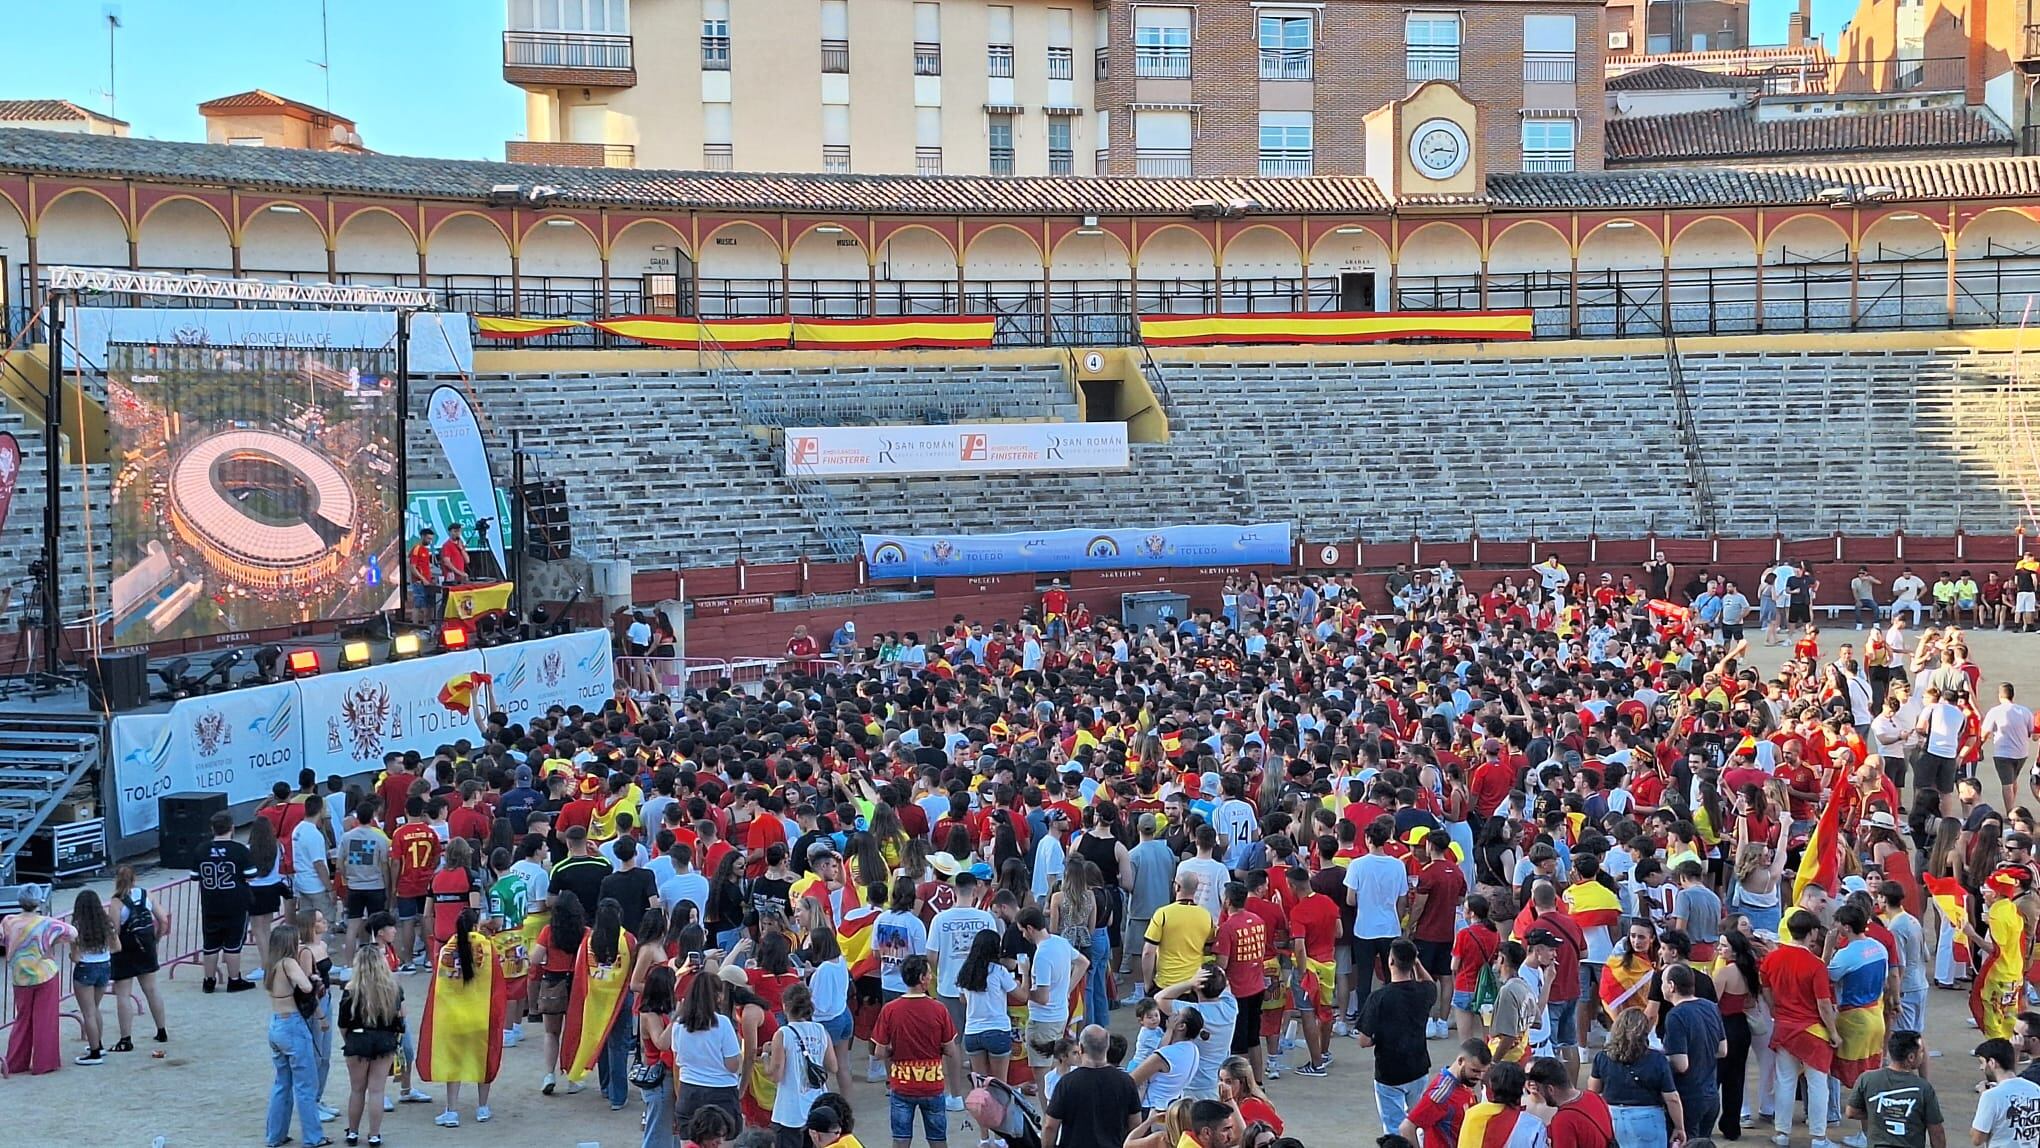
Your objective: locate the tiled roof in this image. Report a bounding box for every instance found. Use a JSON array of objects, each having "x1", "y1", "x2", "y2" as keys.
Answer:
[
  {"x1": 1606, "y1": 106, "x2": 2011, "y2": 164},
  {"x1": 198, "y1": 89, "x2": 352, "y2": 123},
  {"x1": 0, "y1": 99, "x2": 126, "y2": 126},
  {"x1": 1487, "y1": 156, "x2": 2040, "y2": 209},
  {"x1": 0, "y1": 127, "x2": 1395, "y2": 214},
  {"x1": 1605, "y1": 63, "x2": 1763, "y2": 91}
]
